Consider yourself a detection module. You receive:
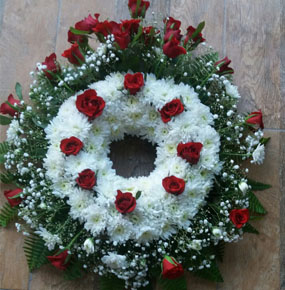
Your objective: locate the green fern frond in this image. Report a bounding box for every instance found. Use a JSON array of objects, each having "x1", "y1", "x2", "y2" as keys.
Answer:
[
  {"x1": 194, "y1": 260, "x2": 224, "y2": 282},
  {"x1": 159, "y1": 275, "x2": 187, "y2": 290},
  {"x1": 0, "y1": 202, "x2": 18, "y2": 227},
  {"x1": 0, "y1": 171, "x2": 15, "y2": 184},
  {"x1": 23, "y1": 234, "x2": 50, "y2": 271},
  {"x1": 243, "y1": 223, "x2": 259, "y2": 235},
  {"x1": 0, "y1": 141, "x2": 9, "y2": 155},
  {"x1": 99, "y1": 275, "x2": 125, "y2": 290},
  {"x1": 64, "y1": 260, "x2": 85, "y2": 280},
  {"x1": 248, "y1": 191, "x2": 267, "y2": 214}
]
